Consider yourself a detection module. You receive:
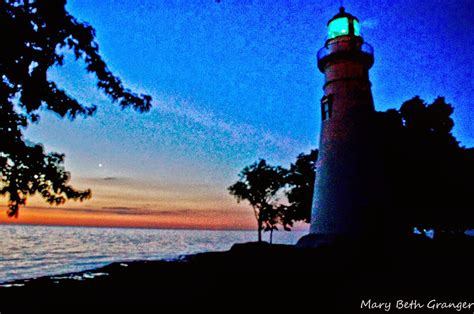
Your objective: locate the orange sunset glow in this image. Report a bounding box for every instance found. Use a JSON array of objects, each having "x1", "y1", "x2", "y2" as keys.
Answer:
[
  {"x1": 0, "y1": 205, "x2": 257, "y2": 230},
  {"x1": 0, "y1": 175, "x2": 259, "y2": 230}
]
